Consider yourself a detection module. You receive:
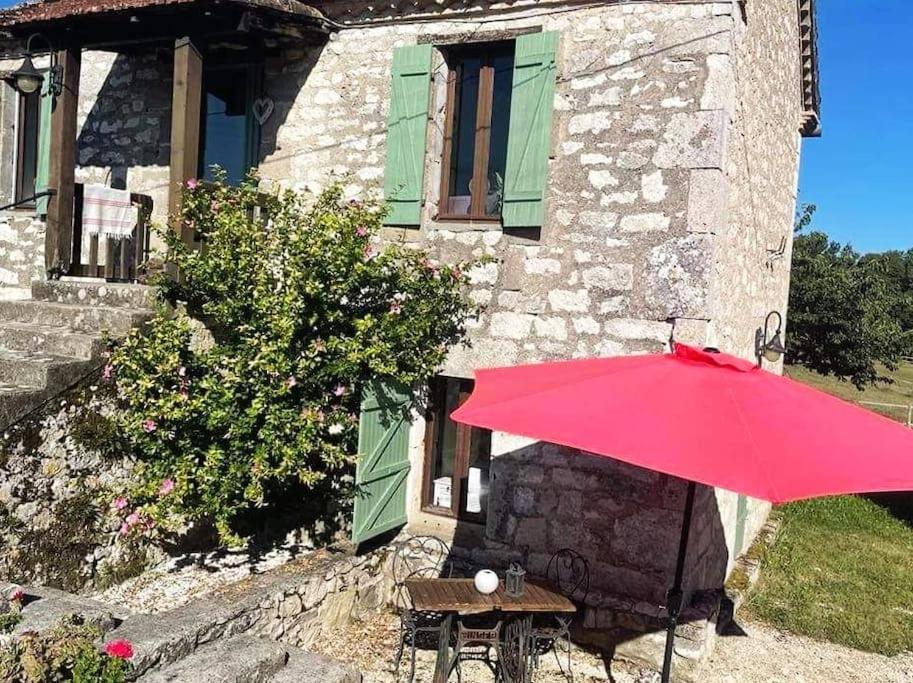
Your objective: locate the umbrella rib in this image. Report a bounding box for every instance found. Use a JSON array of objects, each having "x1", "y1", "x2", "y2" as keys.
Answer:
[{"x1": 724, "y1": 385, "x2": 780, "y2": 503}]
